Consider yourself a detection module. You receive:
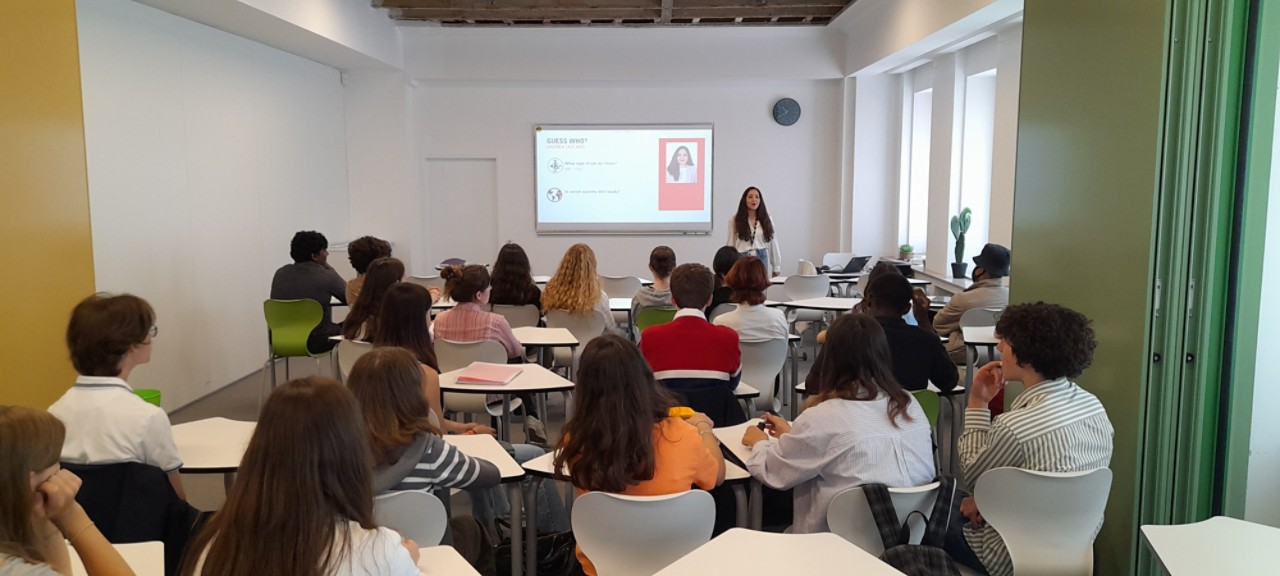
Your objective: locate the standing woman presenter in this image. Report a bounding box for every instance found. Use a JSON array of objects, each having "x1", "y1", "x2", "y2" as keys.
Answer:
[{"x1": 726, "y1": 186, "x2": 781, "y2": 276}]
